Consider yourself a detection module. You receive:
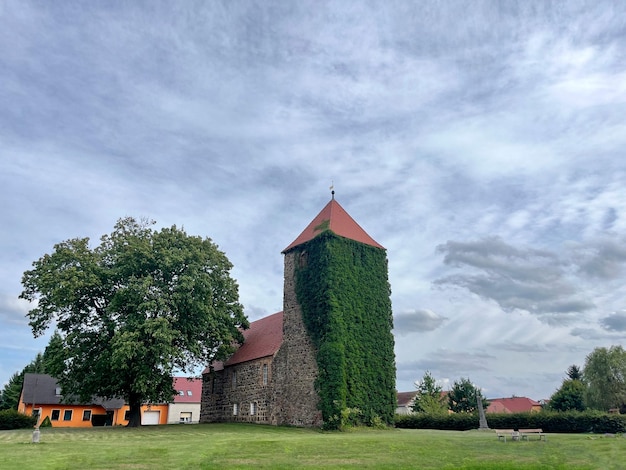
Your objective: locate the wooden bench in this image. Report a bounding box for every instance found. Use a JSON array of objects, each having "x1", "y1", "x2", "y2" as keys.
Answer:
[
  {"x1": 495, "y1": 429, "x2": 519, "y2": 442},
  {"x1": 519, "y1": 428, "x2": 546, "y2": 441}
]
